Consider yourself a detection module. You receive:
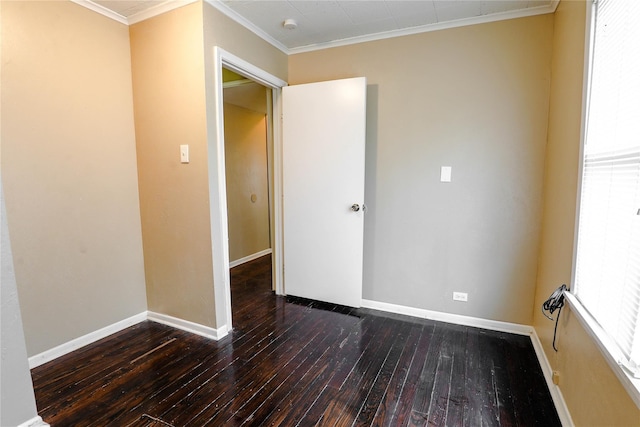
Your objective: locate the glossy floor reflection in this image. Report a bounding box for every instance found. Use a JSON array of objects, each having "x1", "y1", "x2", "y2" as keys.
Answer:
[{"x1": 31, "y1": 255, "x2": 560, "y2": 426}]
